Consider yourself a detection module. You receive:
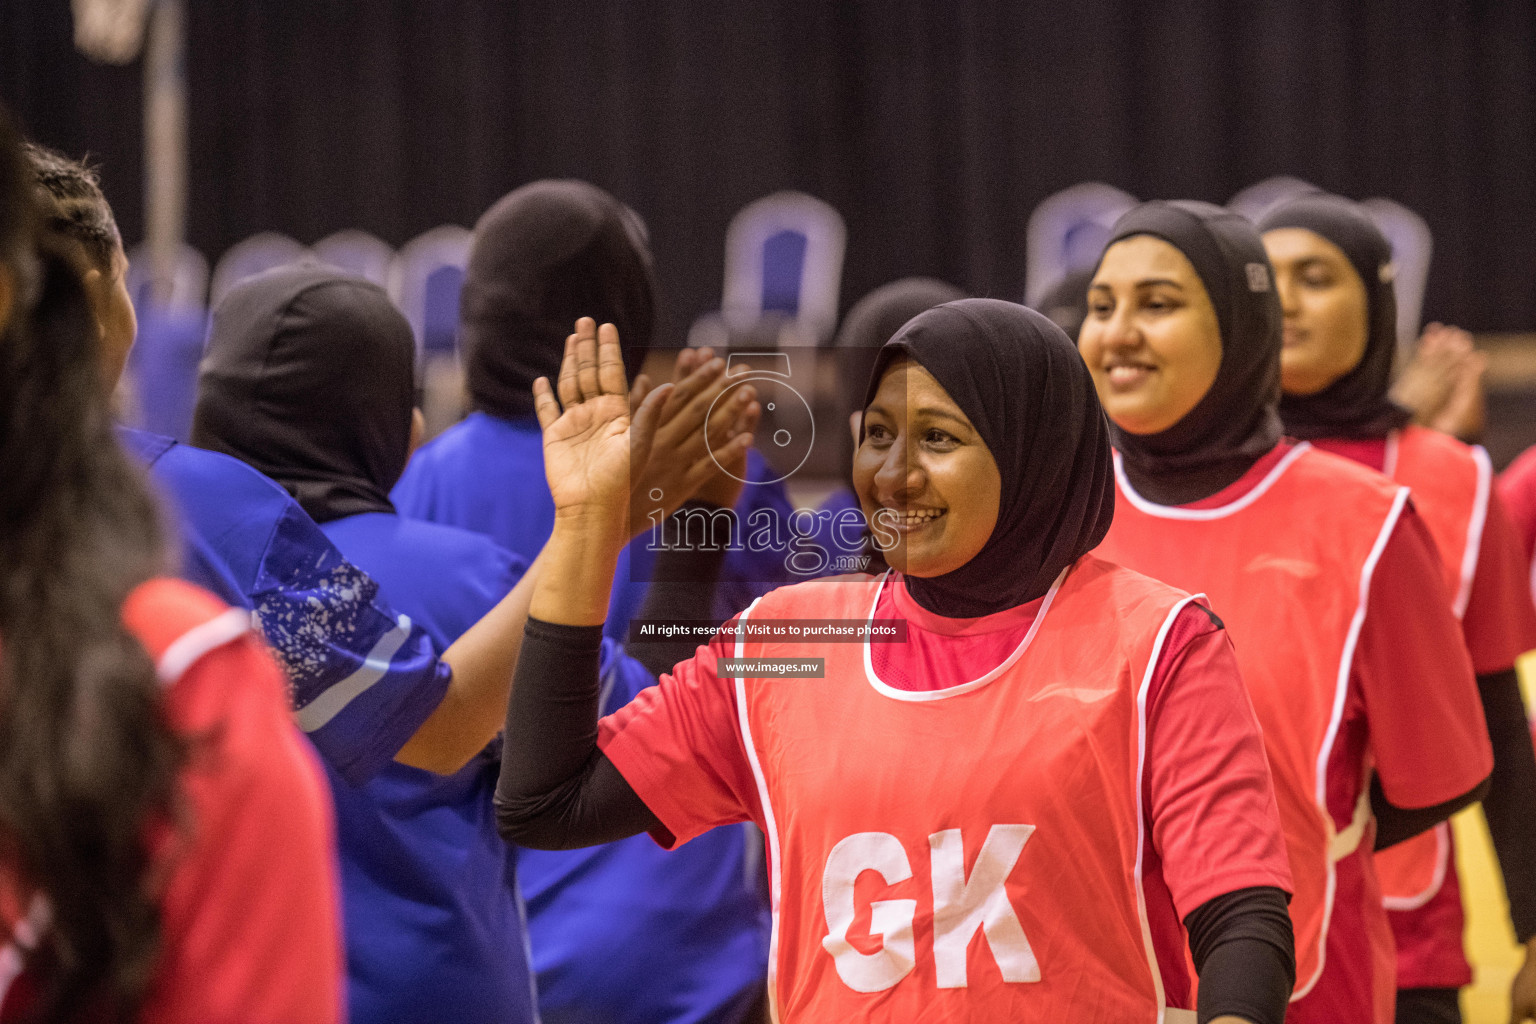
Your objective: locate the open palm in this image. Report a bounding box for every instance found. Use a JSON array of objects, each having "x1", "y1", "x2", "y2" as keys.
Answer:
[{"x1": 535, "y1": 319, "x2": 667, "y2": 519}]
